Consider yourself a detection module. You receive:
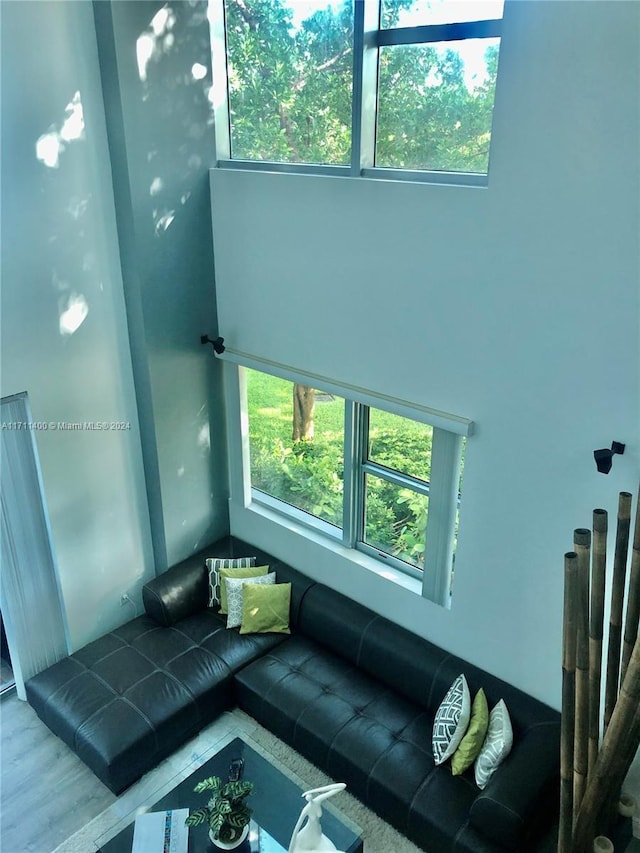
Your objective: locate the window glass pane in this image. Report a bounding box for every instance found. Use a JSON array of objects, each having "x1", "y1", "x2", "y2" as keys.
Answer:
[
  {"x1": 367, "y1": 409, "x2": 432, "y2": 482},
  {"x1": 224, "y1": 0, "x2": 353, "y2": 165},
  {"x1": 246, "y1": 369, "x2": 344, "y2": 527},
  {"x1": 376, "y1": 39, "x2": 500, "y2": 172},
  {"x1": 381, "y1": 0, "x2": 504, "y2": 29},
  {"x1": 363, "y1": 474, "x2": 427, "y2": 570}
]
